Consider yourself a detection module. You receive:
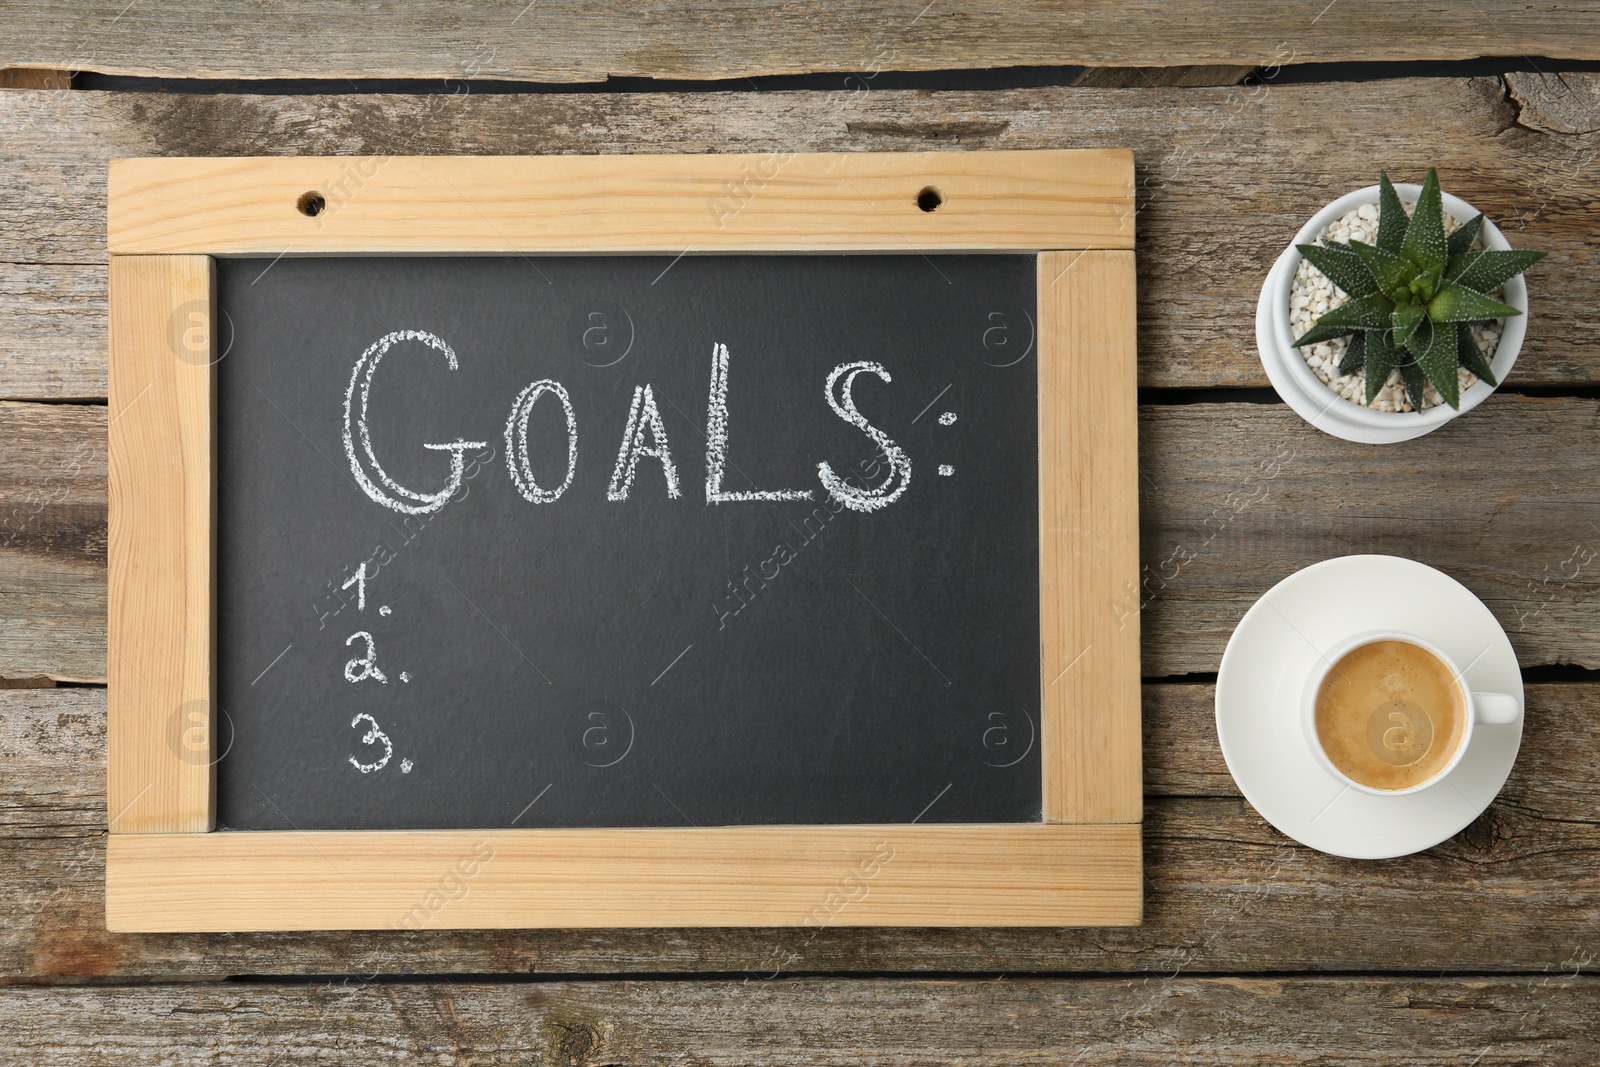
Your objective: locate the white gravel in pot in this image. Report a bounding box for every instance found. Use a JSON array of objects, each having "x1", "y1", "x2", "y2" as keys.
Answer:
[{"x1": 1289, "y1": 203, "x2": 1503, "y2": 413}]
